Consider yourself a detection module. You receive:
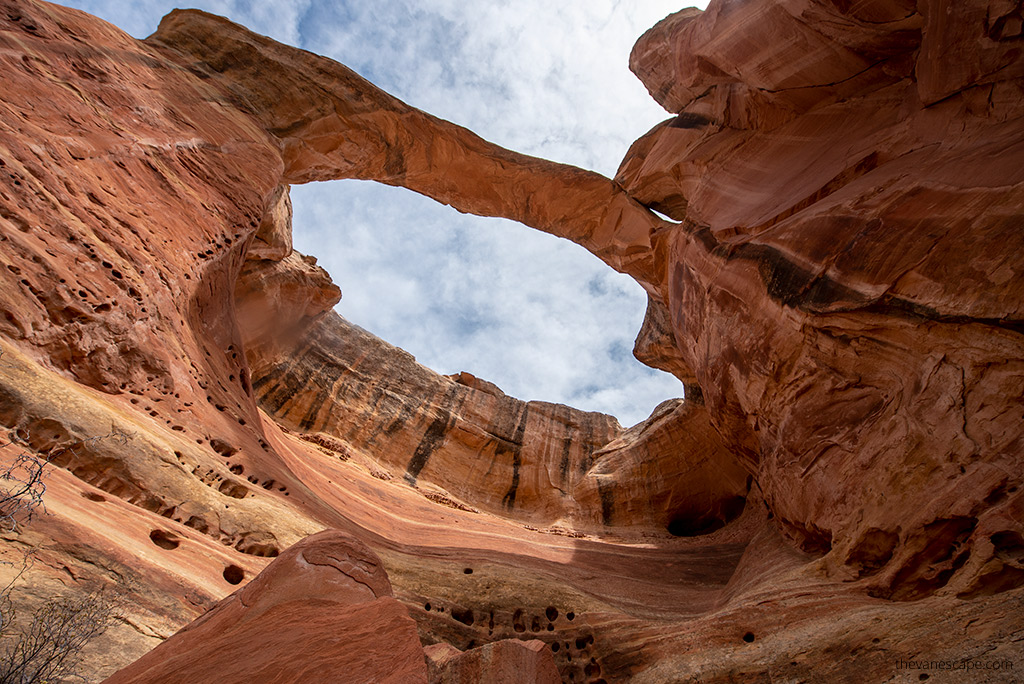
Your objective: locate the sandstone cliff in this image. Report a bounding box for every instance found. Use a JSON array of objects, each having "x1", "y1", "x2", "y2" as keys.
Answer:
[{"x1": 0, "y1": 0, "x2": 1021, "y2": 682}]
